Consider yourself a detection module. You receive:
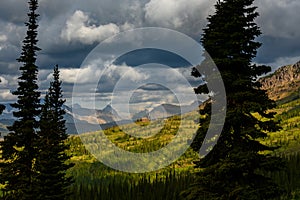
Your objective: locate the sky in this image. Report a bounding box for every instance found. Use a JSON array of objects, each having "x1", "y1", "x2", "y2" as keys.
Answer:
[{"x1": 0, "y1": 0, "x2": 299, "y2": 114}]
